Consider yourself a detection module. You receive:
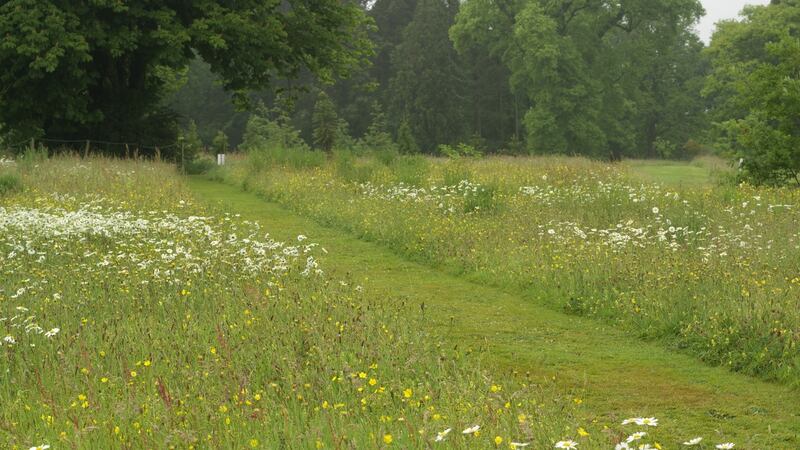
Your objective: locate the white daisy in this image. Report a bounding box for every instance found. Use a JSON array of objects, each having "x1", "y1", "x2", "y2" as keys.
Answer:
[{"x1": 555, "y1": 440, "x2": 578, "y2": 449}]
